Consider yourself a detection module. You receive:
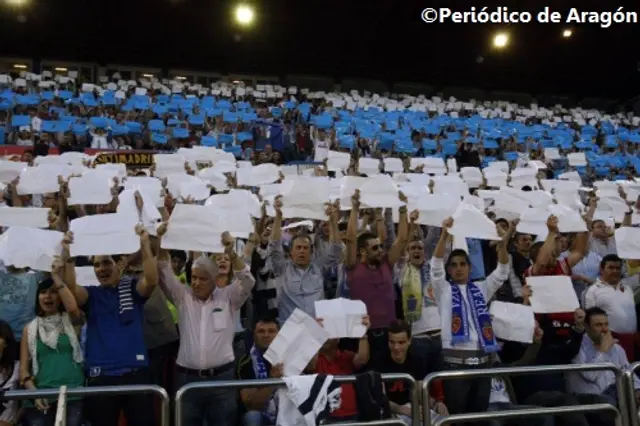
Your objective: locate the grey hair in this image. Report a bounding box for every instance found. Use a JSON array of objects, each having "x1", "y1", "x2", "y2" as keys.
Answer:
[{"x1": 192, "y1": 255, "x2": 218, "y2": 279}]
